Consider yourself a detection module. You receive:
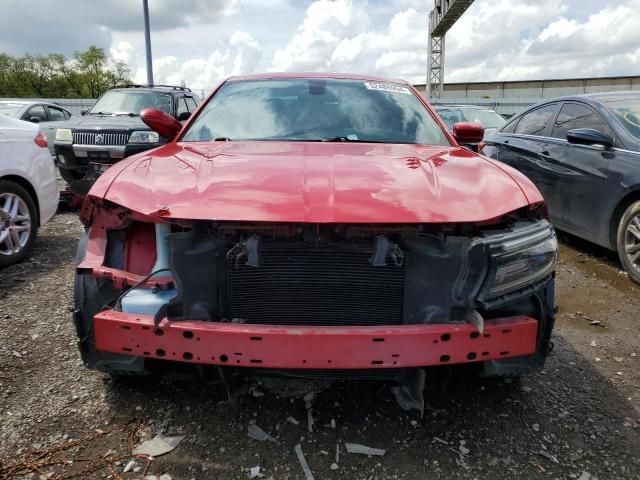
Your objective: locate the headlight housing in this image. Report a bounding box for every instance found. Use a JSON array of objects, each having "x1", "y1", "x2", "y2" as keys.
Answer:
[
  {"x1": 128, "y1": 130, "x2": 160, "y2": 143},
  {"x1": 55, "y1": 128, "x2": 72, "y2": 142},
  {"x1": 483, "y1": 222, "x2": 557, "y2": 299}
]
